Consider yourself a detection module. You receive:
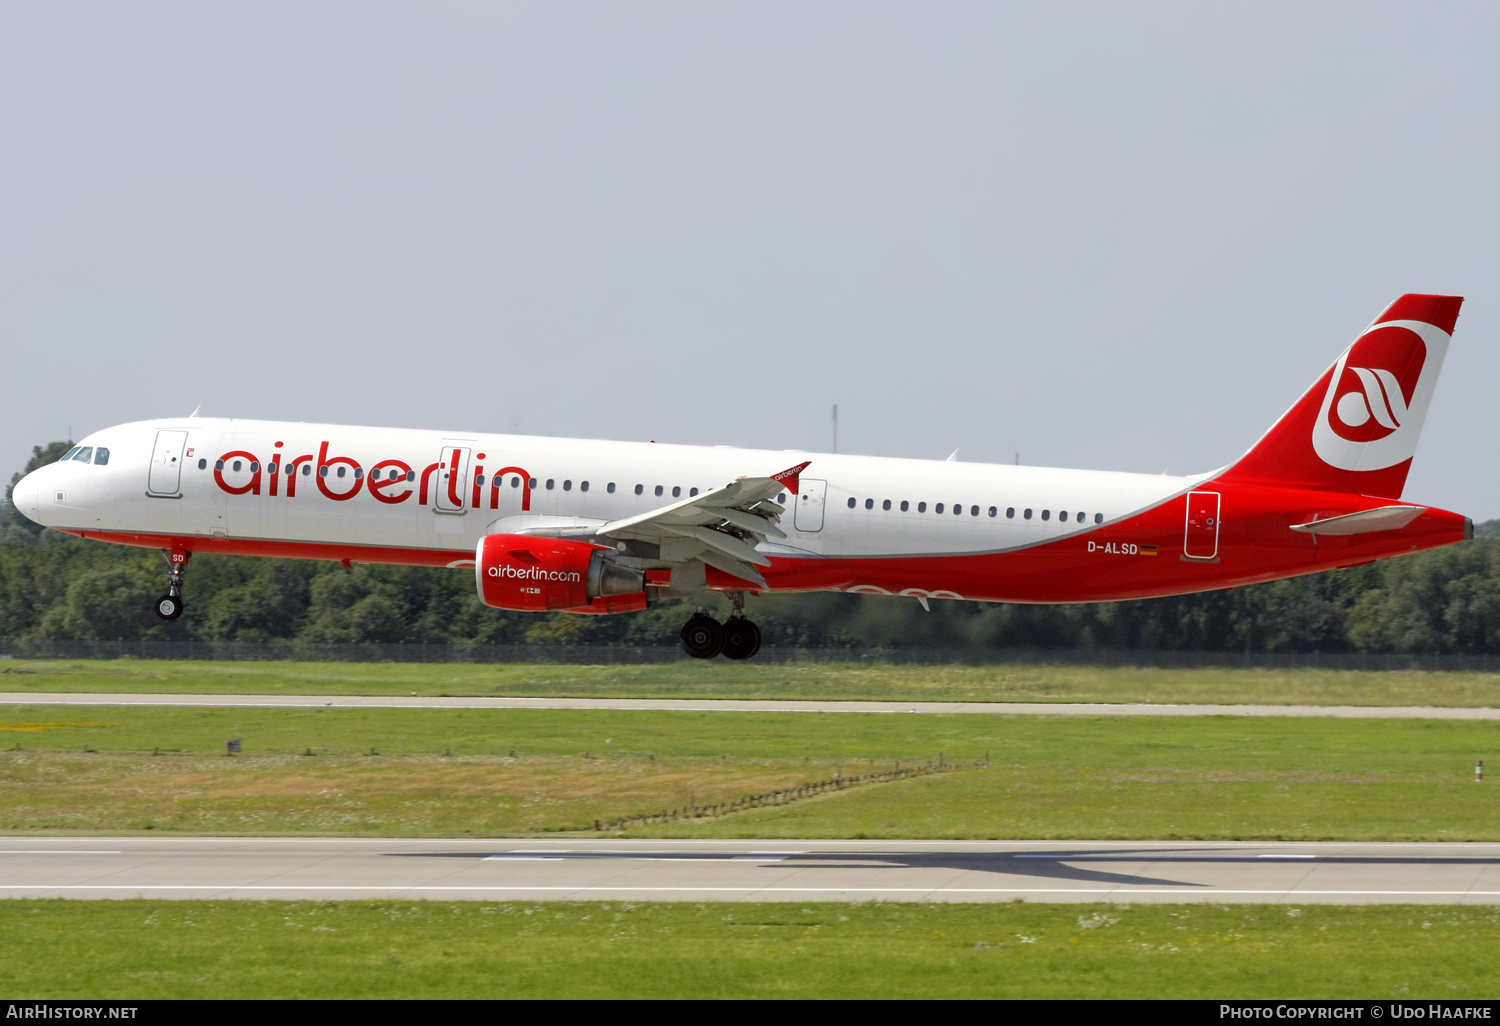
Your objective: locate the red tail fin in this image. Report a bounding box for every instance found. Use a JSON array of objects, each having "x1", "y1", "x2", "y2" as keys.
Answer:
[{"x1": 1219, "y1": 294, "x2": 1462, "y2": 499}]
